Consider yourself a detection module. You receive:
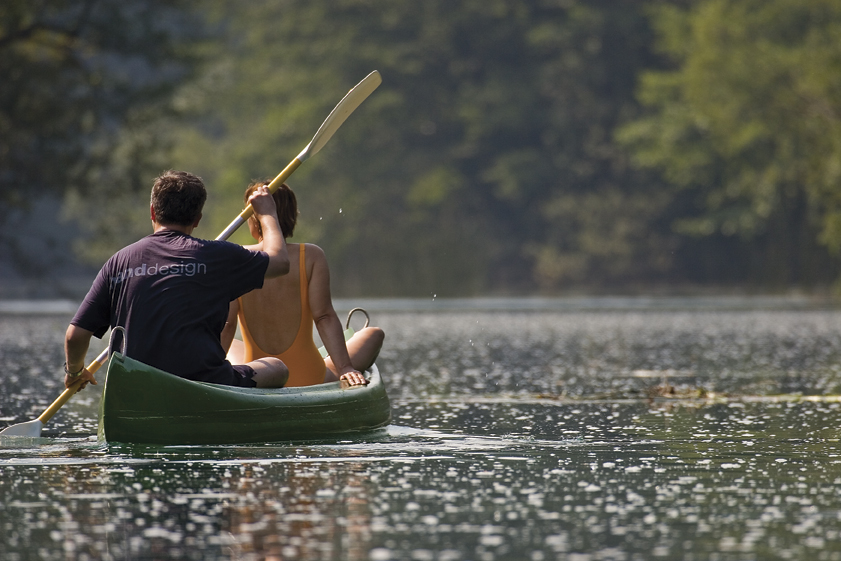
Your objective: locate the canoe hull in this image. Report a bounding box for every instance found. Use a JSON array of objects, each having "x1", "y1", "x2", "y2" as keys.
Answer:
[{"x1": 98, "y1": 353, "x2": 391, "y2": 445}]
